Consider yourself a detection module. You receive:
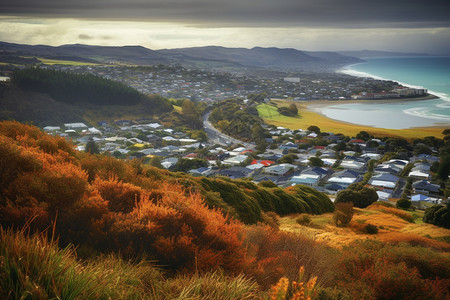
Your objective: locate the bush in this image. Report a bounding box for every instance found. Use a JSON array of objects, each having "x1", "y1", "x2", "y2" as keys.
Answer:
[
  {"x1": 296, "y1": 214, "x2": 312, "y2": 225},
  {"x1": 423, "y1": 204, "x2": 450, "y2": 229},
  {"x1": 333, "y1": 202, "x2": 354, "y2": 227},
  {"x1": 335, "y1": 187, "x2": 378, "y2": 208},
  {"x1": 396, "y1": 198, "x2": 412, "y2": 210},
  {"x1": 364, "y1": 224, "x2": 379, "y2": 234}
]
